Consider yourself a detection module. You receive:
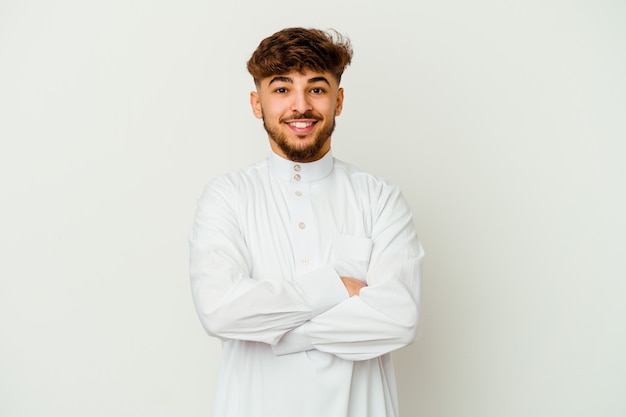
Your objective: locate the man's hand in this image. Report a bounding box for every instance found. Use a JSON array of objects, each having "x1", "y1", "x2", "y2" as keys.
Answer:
[{"x1": 340, "y1": 277, "x2": 368, "y2": 297}]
